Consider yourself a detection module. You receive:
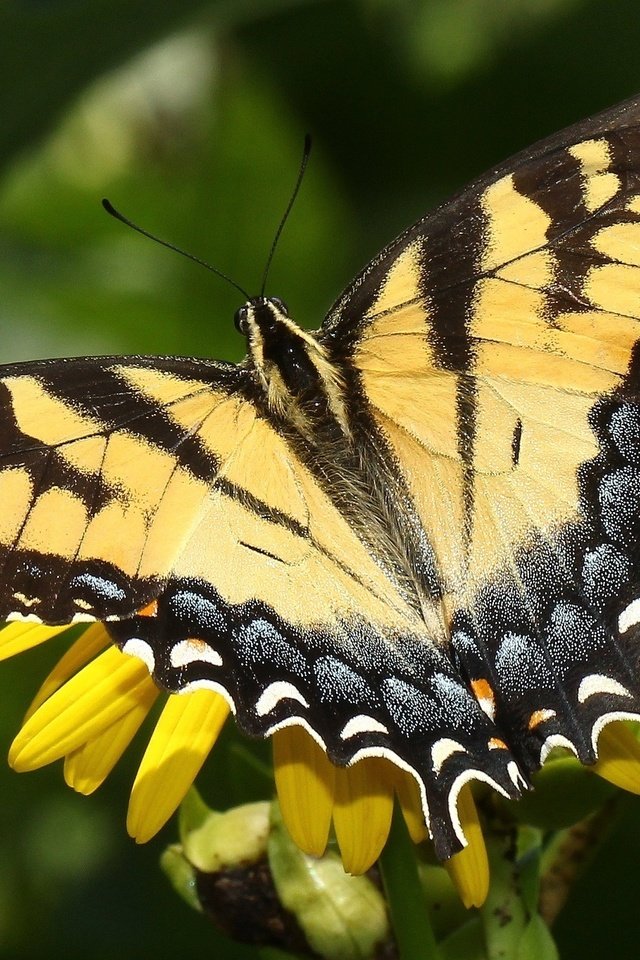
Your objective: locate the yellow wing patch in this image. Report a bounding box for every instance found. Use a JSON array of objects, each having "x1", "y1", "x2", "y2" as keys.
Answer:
[
  {"x1": 480, "y1": 173, "x2": 551, "y2": 272},
  {"x1": 353, "y1": 132, "x2": 640, "y2": 597},
  {"x1": 568, "y1": 138, "x2": 619, "y2": 212}
]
